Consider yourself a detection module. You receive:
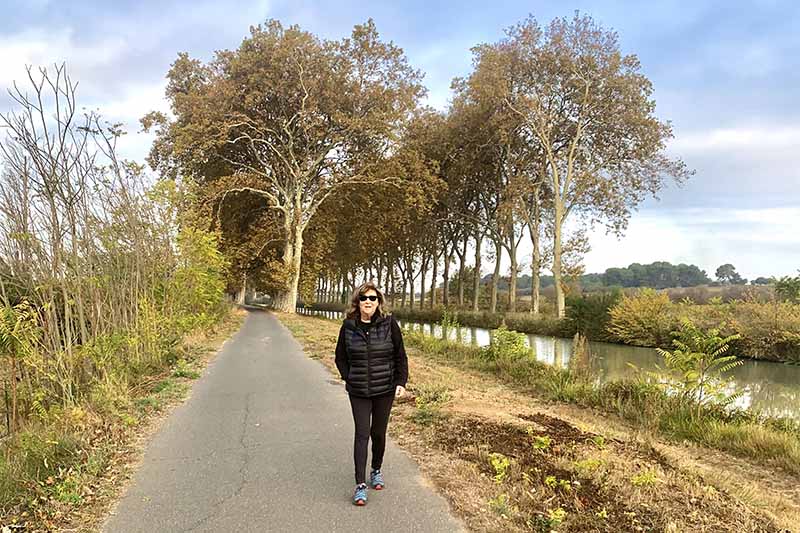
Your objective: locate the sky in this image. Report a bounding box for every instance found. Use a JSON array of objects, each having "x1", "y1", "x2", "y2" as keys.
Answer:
[{"x1": 0, "y1": 0, "x2": 798, "y2": 280}]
